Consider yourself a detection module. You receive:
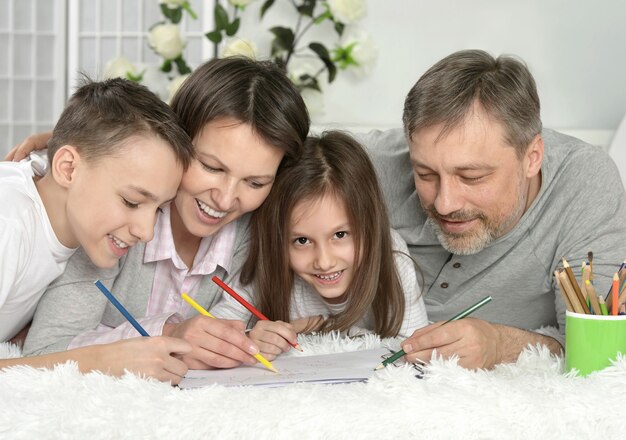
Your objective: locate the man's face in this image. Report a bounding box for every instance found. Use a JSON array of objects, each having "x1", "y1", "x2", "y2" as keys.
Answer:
[{"x1": 409, "y1": 104, "x2": 542, "y2": 255}]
